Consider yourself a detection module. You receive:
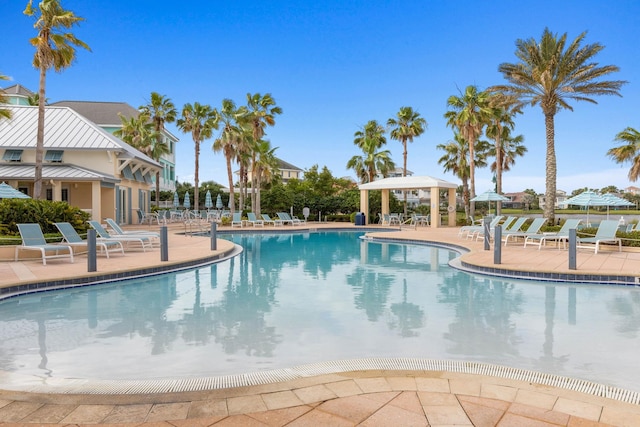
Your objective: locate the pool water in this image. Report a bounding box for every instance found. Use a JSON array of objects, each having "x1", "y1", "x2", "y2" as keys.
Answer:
[{"x1": 0, "y1": 230, "x2": 639, "y2": 392}]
